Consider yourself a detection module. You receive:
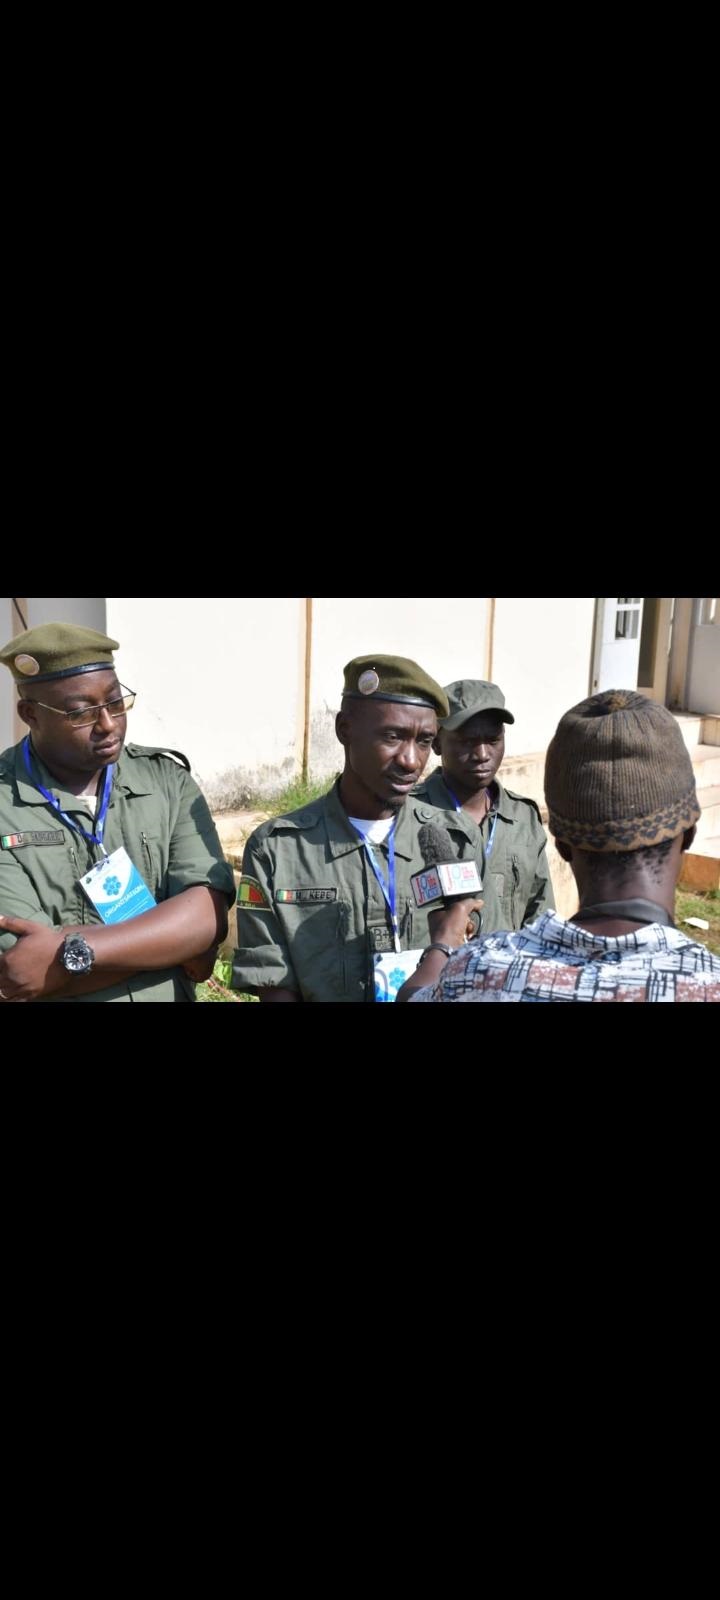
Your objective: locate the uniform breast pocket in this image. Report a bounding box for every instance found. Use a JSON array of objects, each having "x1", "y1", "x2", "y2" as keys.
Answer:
[
  {"x1": 278, "y1": 899, "x2": 349, "y2": 1000},
  {"x1": 509, "y1": 854, "x2": 530, "y2": 927},
  {"x1": 398, "y1": 899, "x2": 415, "y2": 945},
  {"x1": 138, "y1": 831, "x2": 167, "y2": 899},
  {"x1": 492, "y1": 871, "x2": 506, "y2": 908}
]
